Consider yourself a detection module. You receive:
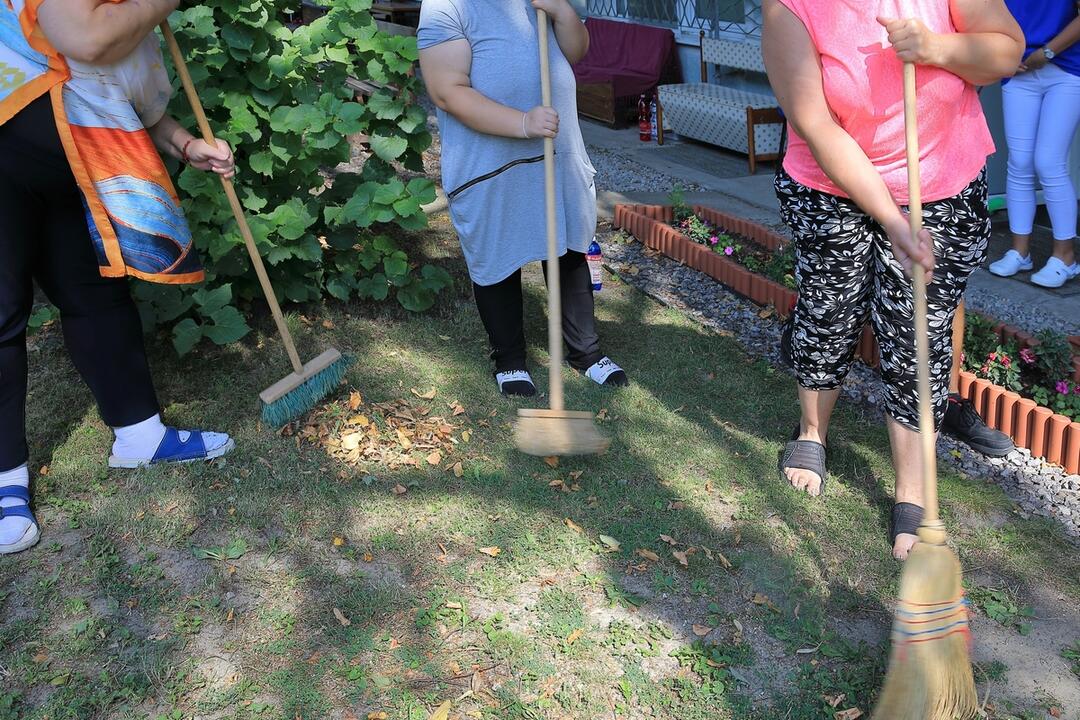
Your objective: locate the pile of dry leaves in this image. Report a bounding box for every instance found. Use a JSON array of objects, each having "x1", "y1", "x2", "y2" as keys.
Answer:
[{"x1": 291, "y1": 388, "x2": 473, "y2": 472}]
